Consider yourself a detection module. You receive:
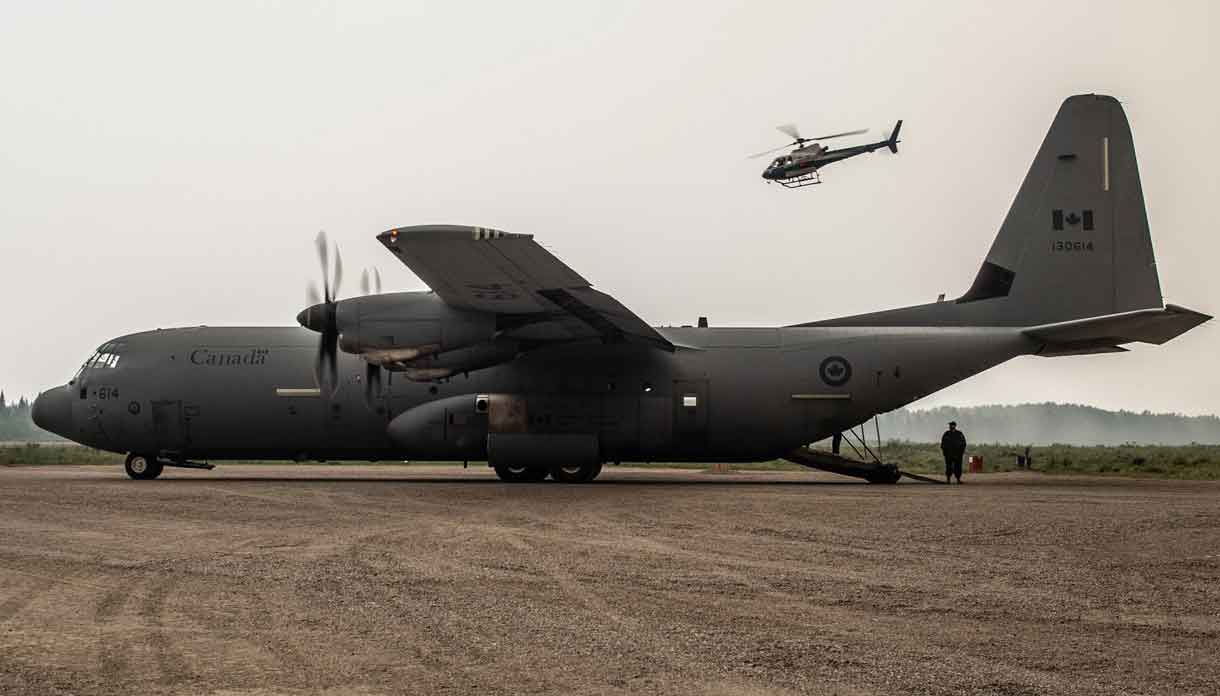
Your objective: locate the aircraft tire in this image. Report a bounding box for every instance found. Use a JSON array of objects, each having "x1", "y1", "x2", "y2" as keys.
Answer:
[
  {"x1": 493, "y1": 465, "x2": 548, "y2": 483},
  {"x1": 549, "y1": 462, "x2": 602, "y2": 483},
  {"x1": 125, "y1": 453, "x2": 163, "y2": 480}
]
